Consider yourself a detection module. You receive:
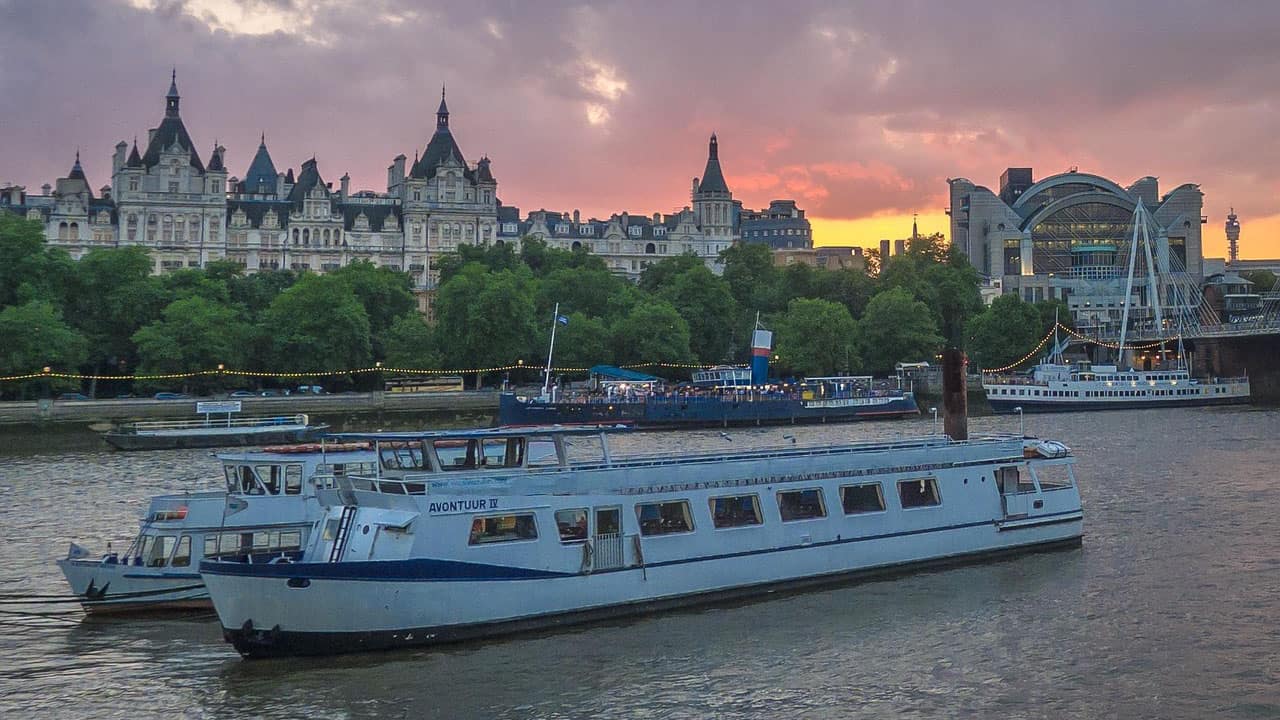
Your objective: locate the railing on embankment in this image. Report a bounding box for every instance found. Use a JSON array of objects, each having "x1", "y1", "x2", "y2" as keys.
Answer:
[{"x1": 0, "y1": 391, "x2": 501, "y2": 426}]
